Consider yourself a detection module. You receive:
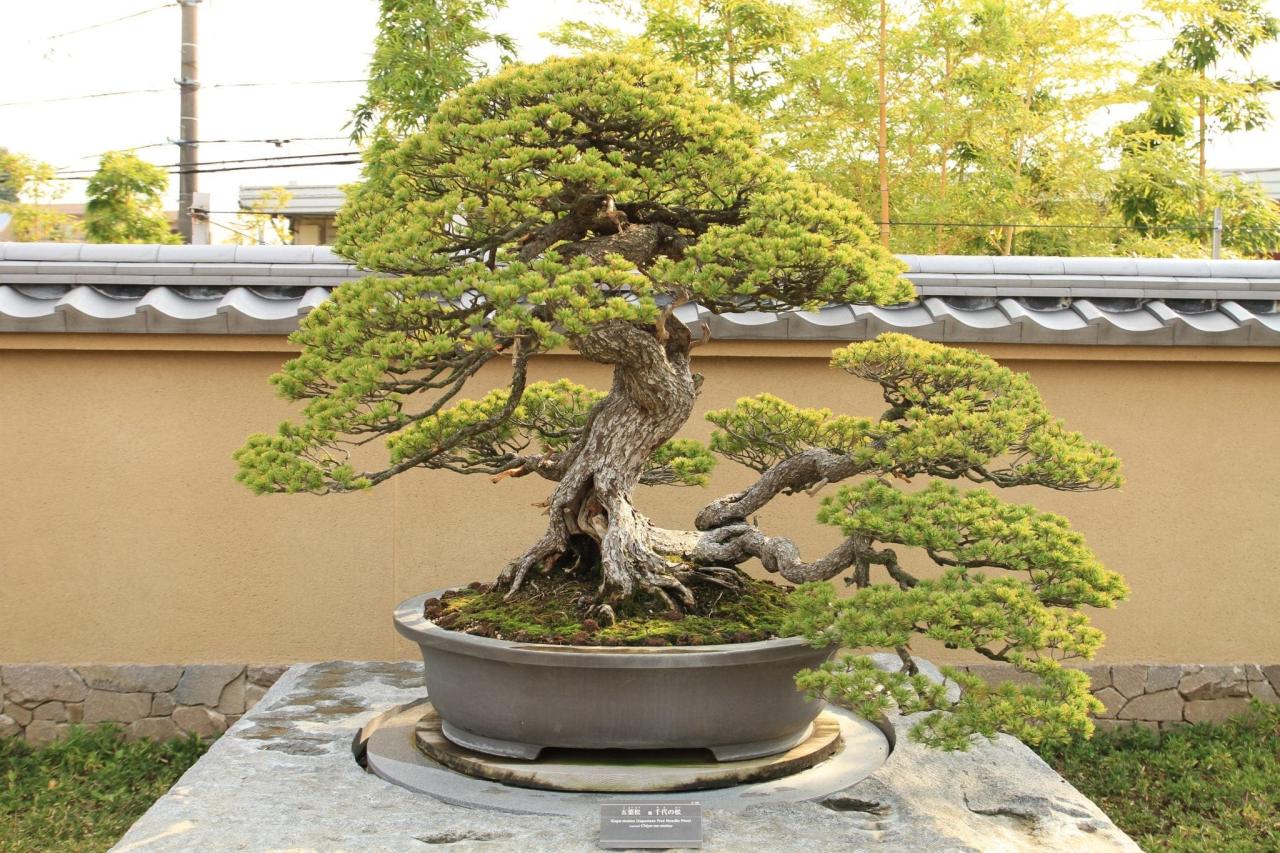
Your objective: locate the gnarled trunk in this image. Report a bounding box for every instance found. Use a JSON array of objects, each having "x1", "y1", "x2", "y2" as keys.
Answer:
[{"x1": 496, "y1": 315, "x2": 702, "y2": 612}]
